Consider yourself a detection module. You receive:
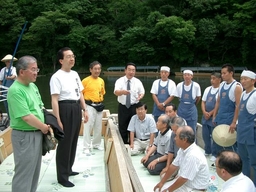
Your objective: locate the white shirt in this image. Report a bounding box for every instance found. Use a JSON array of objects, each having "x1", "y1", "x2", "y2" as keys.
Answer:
[
  {"x1": 114, "y1": 76, "x2": 145, "y2": 105},
  {"x1": 50, "y1": 69, "x2": 84, "y2": 100},
  {"x1": 150, "y1": 79, "x2": 178, "y2": 97},
  {"x1": 218, "y1": 81, "x2": 242, "y2": 102},
  {"x1": 176, "y1": 81, "x2": 201, "y2": 99},
  {"x1": 221, "y1": 173, "x2": 256, "y2": 192},
  {"x1": 202, "y1": 86, "x2": 219, "y2": 102},
  {"x1": 240, "y1": 89, "x2": 256, "y2": 115},
  {"x1": 127, "y1": 114, "x2": 157, "y2": 140},
  {"x1": 0, "y1": 66, "x2": 17, "y2": 81},
  {"x1": 173, "y1": 143, "x2": 209, "y2": 189}
]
